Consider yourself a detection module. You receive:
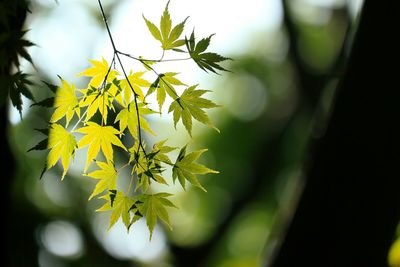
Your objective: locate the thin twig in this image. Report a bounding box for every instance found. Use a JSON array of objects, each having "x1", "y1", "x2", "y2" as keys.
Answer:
[
  {"x1": 98, "y1": 0, "x2": 147, "y2": 155},
  {"x1": 118, "y1": 51, "x2": 183, "y2": 104},
  {"x1": 117, "y1": 51, "x2": 191, "y2": 62},
  {"x1": 71, "y1": 107, "x2": 88, "y2": 131}
]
